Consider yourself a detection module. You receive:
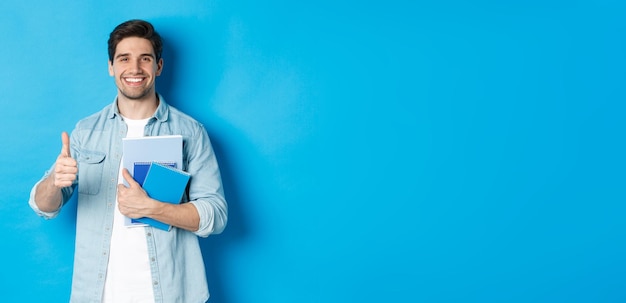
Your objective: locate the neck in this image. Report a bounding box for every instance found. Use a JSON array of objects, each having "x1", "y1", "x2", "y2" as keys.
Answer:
[{"x1": 117, "y1": 93, "x2": 159, "y2": 120}]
